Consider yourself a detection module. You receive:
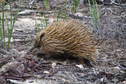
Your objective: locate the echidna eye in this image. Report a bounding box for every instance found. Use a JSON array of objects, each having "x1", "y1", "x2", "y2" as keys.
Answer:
[{"x1": 40, "y1": 32, "x2": 45, "y2": 40}]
